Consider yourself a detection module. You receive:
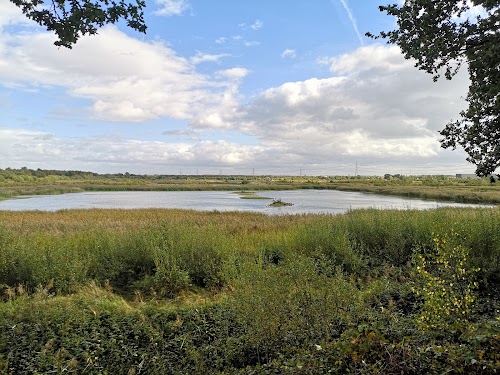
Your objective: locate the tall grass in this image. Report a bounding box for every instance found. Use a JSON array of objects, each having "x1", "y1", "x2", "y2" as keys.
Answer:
[
  {"x1": 1, "y1": 207, "x2": 499, "y2": 373},
  {"x1": 0, "y1": 207, "x2": 498, "y2": 294}
]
